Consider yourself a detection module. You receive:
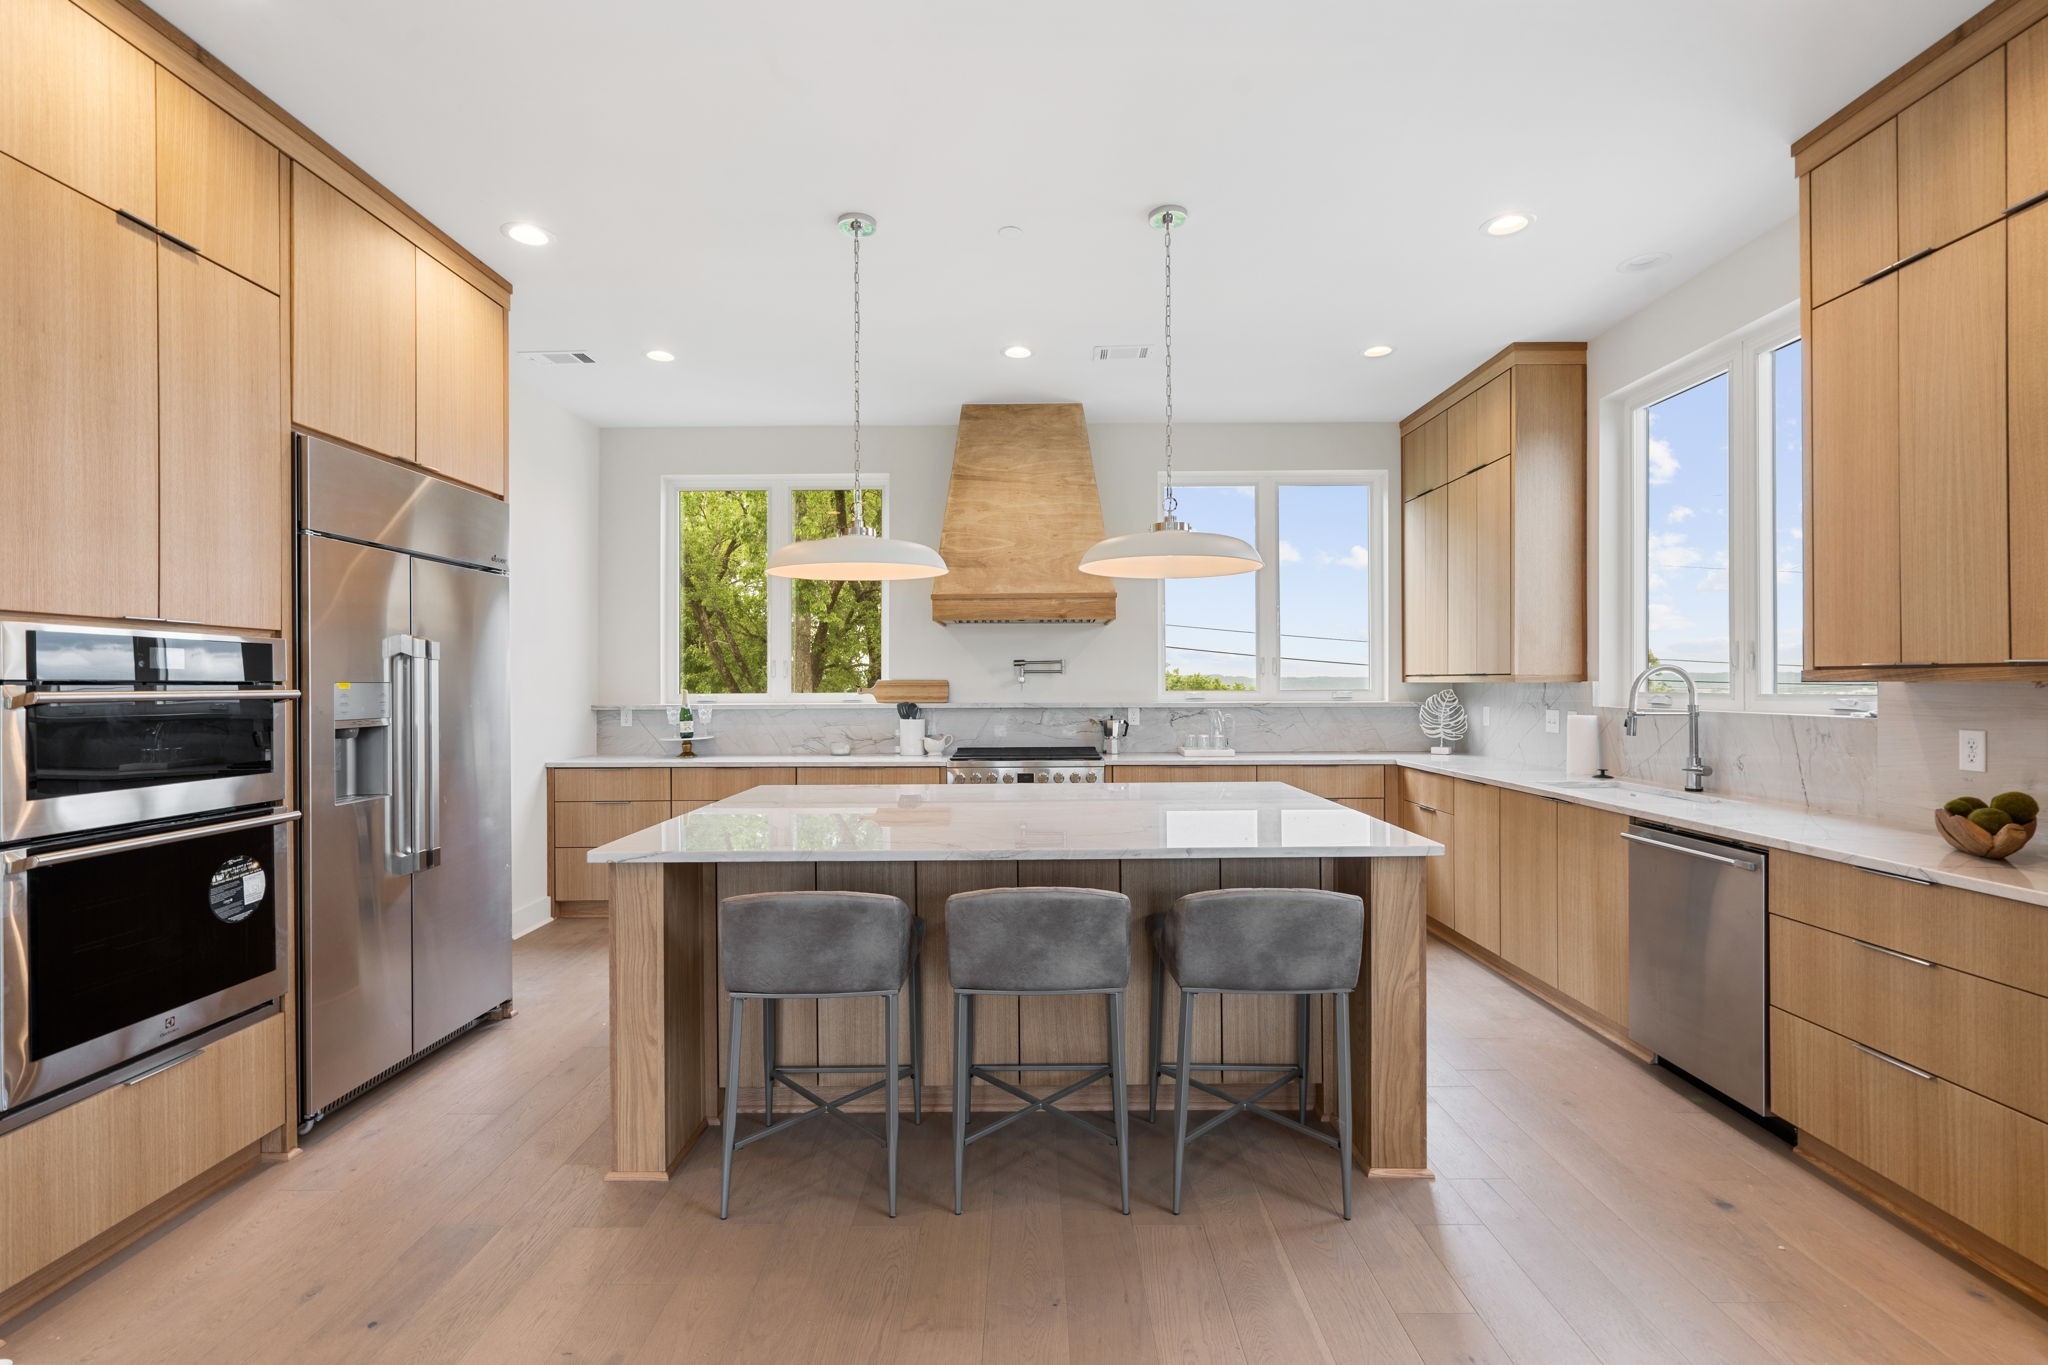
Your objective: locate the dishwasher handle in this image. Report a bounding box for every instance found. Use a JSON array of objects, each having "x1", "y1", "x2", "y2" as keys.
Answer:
[{"x1": 1619, "y1": 830, "x2": 1760, "y2": 873}]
